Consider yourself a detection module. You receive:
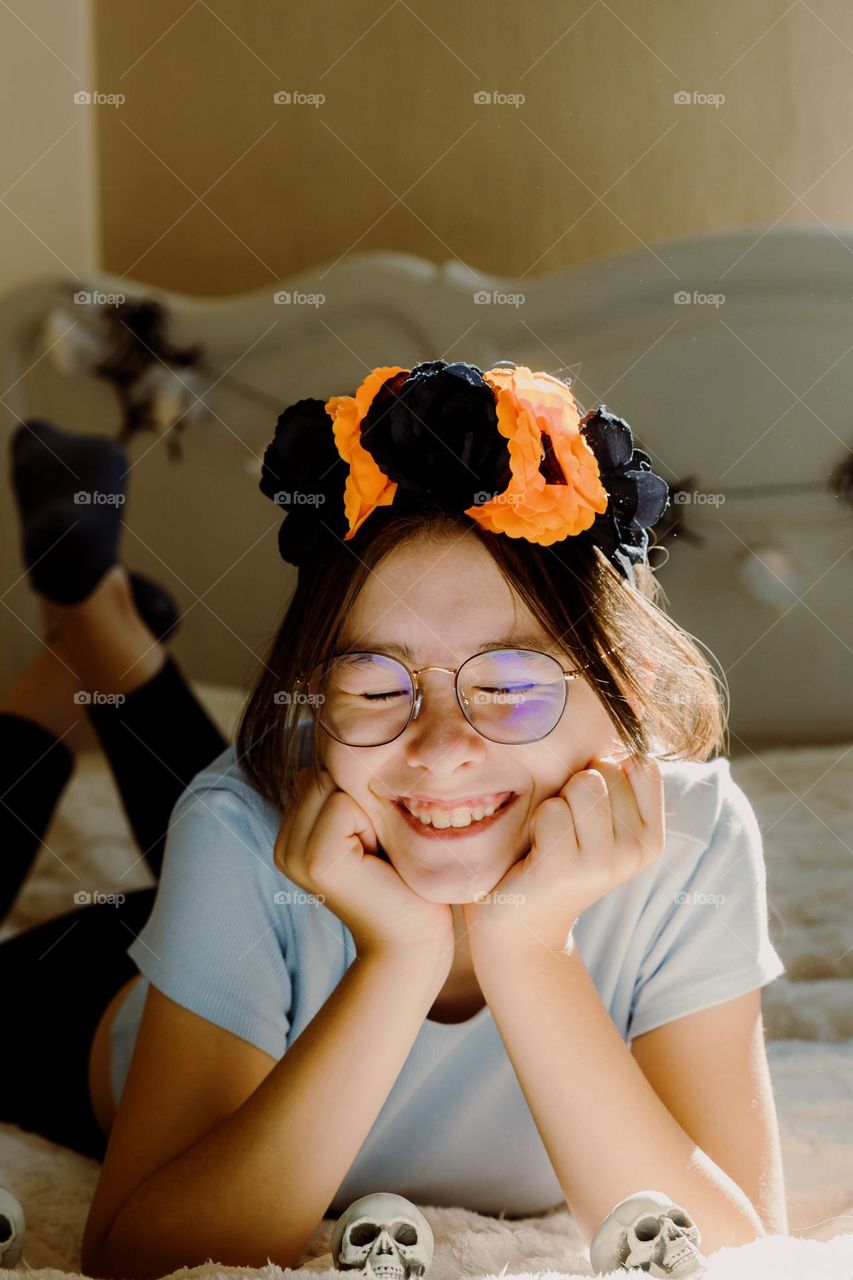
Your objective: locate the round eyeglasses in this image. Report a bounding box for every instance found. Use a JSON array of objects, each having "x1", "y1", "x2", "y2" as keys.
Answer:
[{"x1": 294, "y1": 647, "x2": 595, "y2": 748}]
